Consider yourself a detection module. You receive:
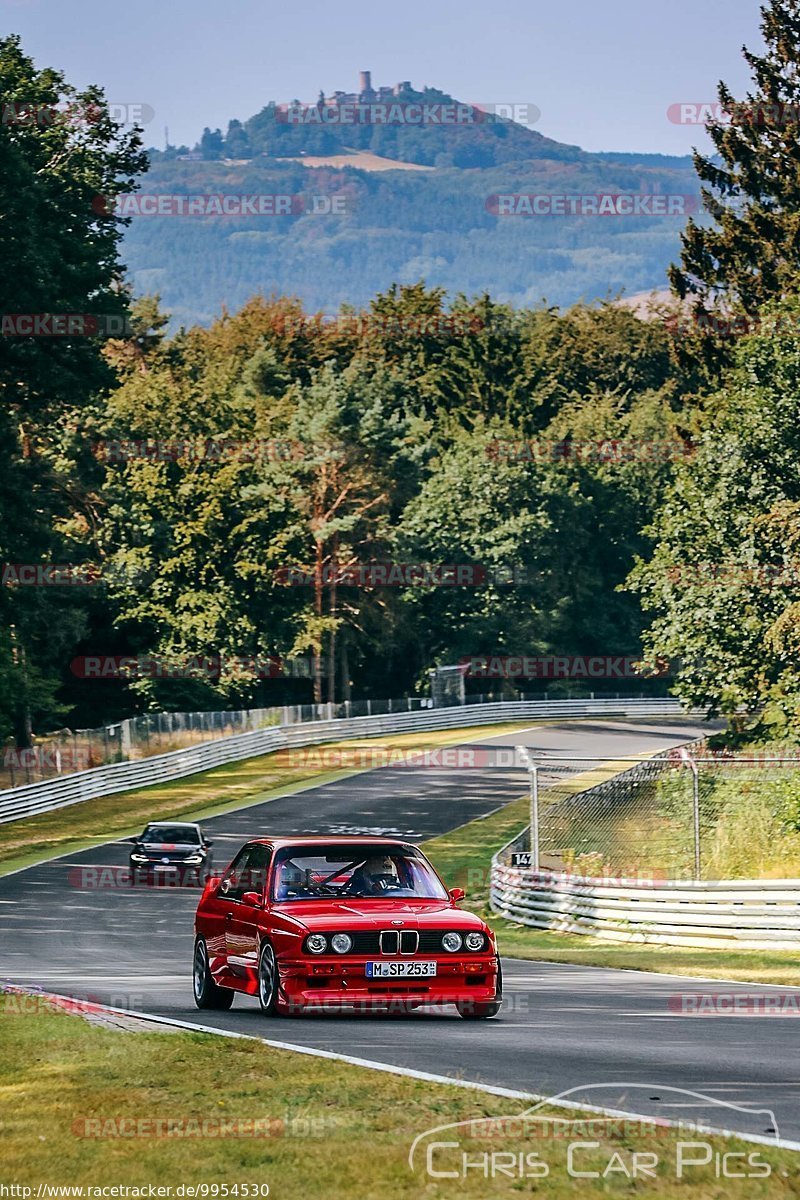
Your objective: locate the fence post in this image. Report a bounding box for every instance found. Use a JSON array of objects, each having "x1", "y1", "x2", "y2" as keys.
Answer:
[
  {"x1": 516, "y1": 745, "x2": 540, "y2": 870},
  {"x1": 681, "y1": 748, "x2": 701, "y2": 880}
]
